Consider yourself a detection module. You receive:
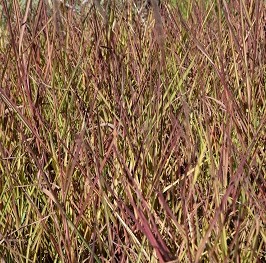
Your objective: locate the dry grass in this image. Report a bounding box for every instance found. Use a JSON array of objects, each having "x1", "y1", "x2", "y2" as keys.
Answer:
[{"x1": 0, "y1": 0, "x2": 265, "y2": 262}]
